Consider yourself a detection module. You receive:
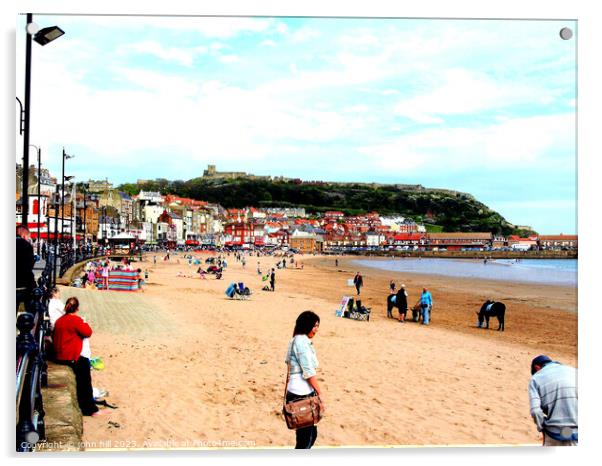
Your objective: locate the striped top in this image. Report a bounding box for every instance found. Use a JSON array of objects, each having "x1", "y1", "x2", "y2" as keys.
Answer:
[{"x1": 528, "y1": 363, "x2": 578, "y2": 434}]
